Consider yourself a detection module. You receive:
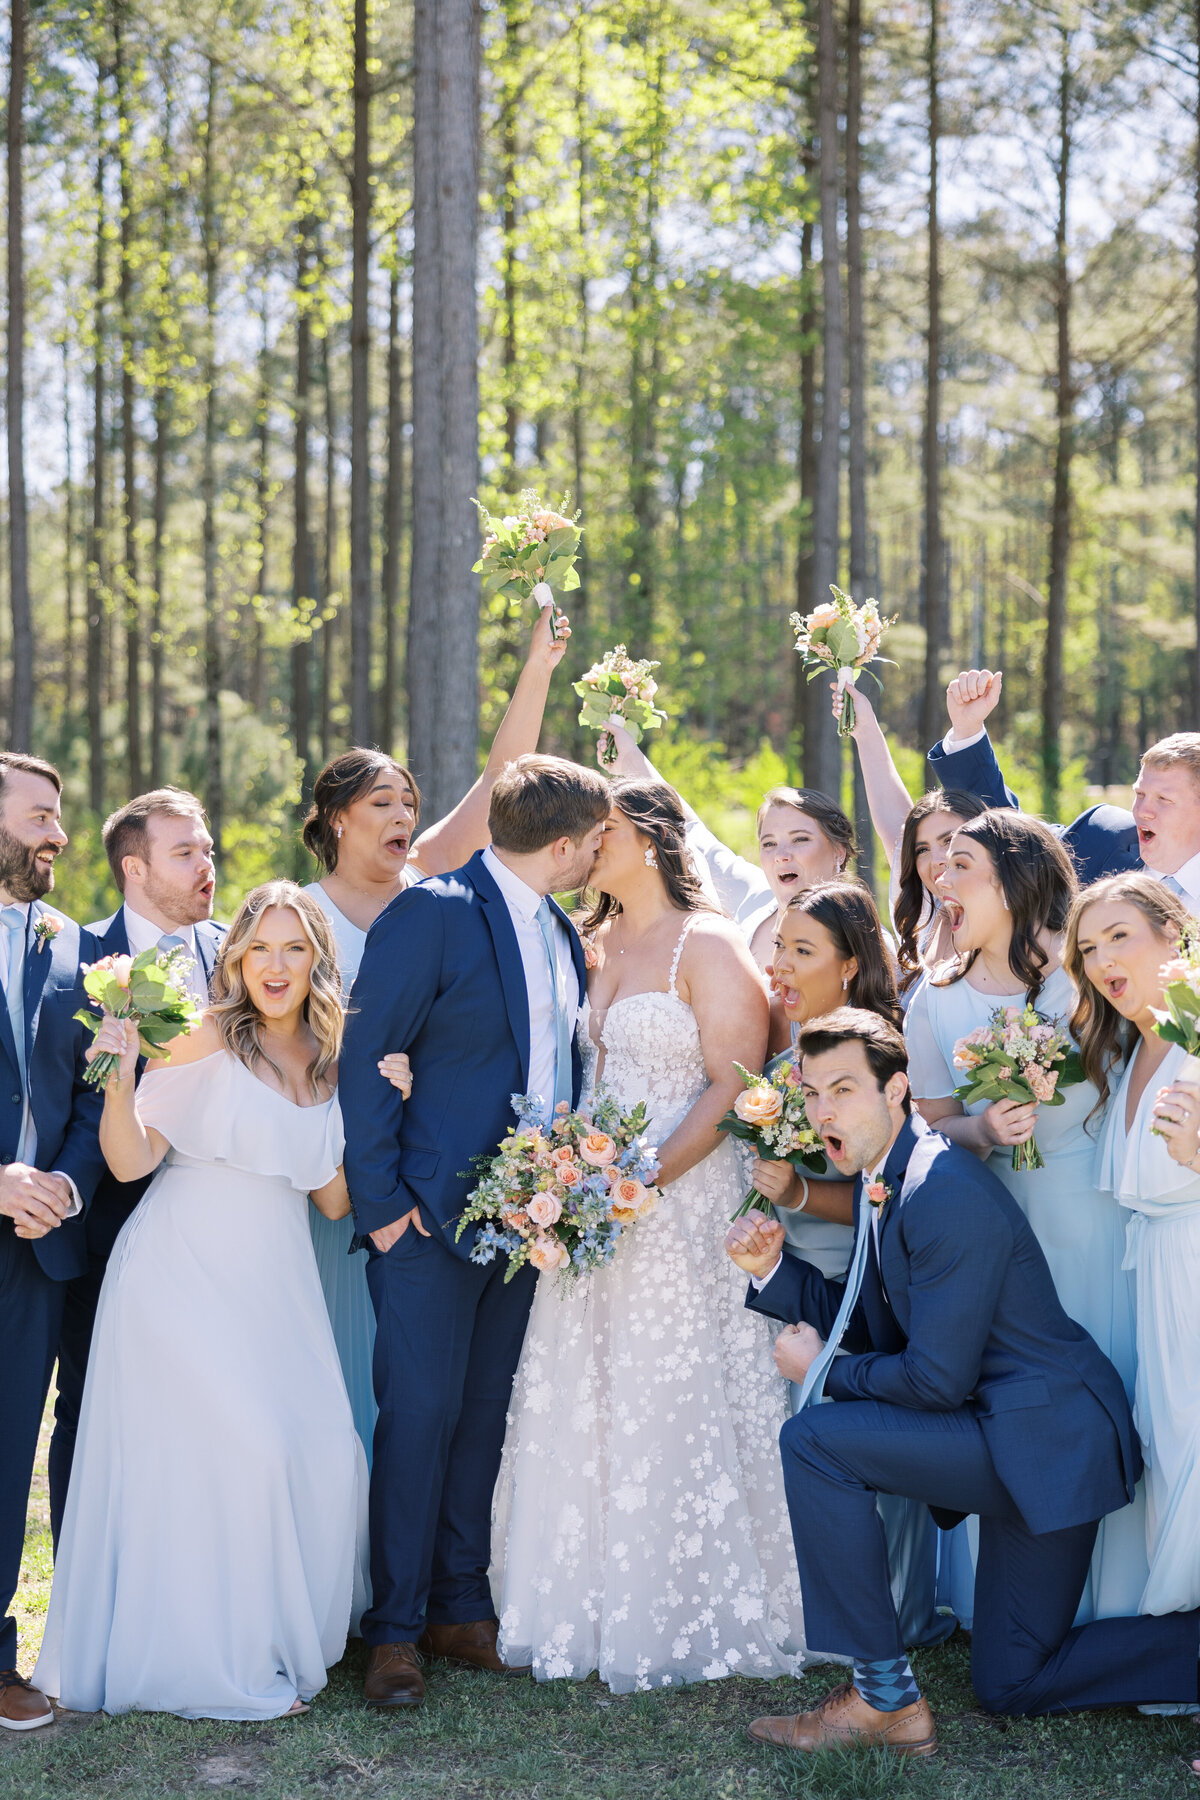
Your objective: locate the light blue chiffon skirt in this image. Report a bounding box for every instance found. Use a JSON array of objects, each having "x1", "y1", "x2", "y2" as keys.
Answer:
[{"x1": 308, "y1": 1205, "x2": 377, "y2": 1472}]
